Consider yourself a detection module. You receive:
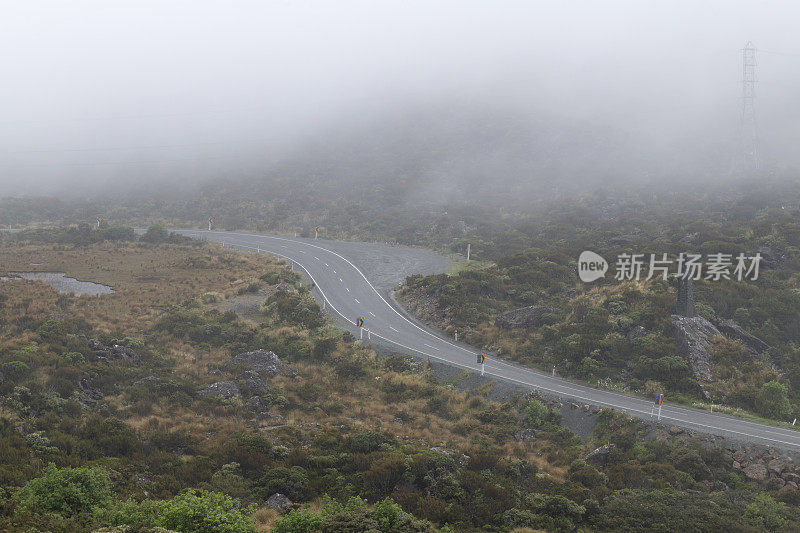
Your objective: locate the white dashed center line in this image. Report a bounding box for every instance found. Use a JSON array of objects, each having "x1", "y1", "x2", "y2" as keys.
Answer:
[
  {"x1": 333, "y1": 270, "x2": 337, "y2": 274},
  {"x1": 298, "y1": 250, "x2": 306, "y2": 254},
  {"x1": 314, "y1": 256, "x2": 320, "y2": 261},
  {"x1": 346, "y1": 287, "x2": 350, "y2": 293},
  {"x1": 424, "y1": 343, "x2": 440, "y2": 351},
  {"x1": 354, "y1": 298, "x2": 360, "y2": 304},
  {"x1": 389, "y1": 326, "x2": 399, "y2": 332},
  {"x1": 369, "y1": 311, "x2": 376, "y2": 317},
  {"x1": 339, "y1": 278, "x2": 343, "y2": 283},
  {"x1": 324, "y1": 263, "x2": 329, "y2": 267}
]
